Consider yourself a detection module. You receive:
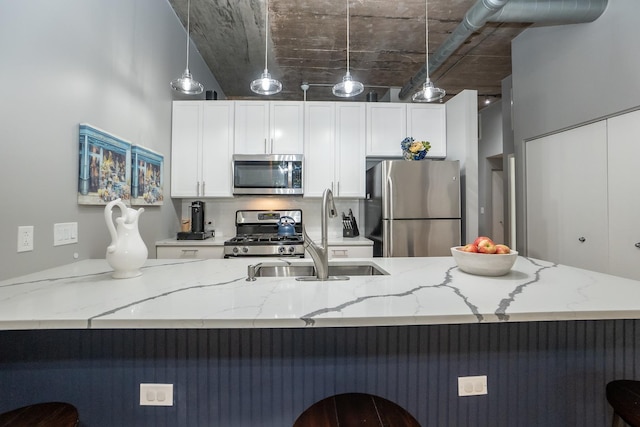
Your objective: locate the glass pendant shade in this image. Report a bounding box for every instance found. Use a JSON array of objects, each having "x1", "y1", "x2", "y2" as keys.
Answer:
[
  {"x1": 251, "y1": 70, "x2": 282, "y2": 95},
  {"x1": 333, "y1": 0, "x2": 364, "y2": 98},
  {"x1": 332, "y1": 72, "x2": 364, "y2": 97},
  {"x1": 171, "y1": 69, "x2": 204, "y2": 95},
  {"x1": 412, "y1": 79, "x2": 445, "y2": 103},
  {"x1": 412, "y1": 0, "x2": 445, "y2": 103},
  {"x1": 250, "y1": 0, "x2": 282, "y2": 95},
  {"x1": 171, "y1": 0, "x2": 203, "y2": 95}
]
